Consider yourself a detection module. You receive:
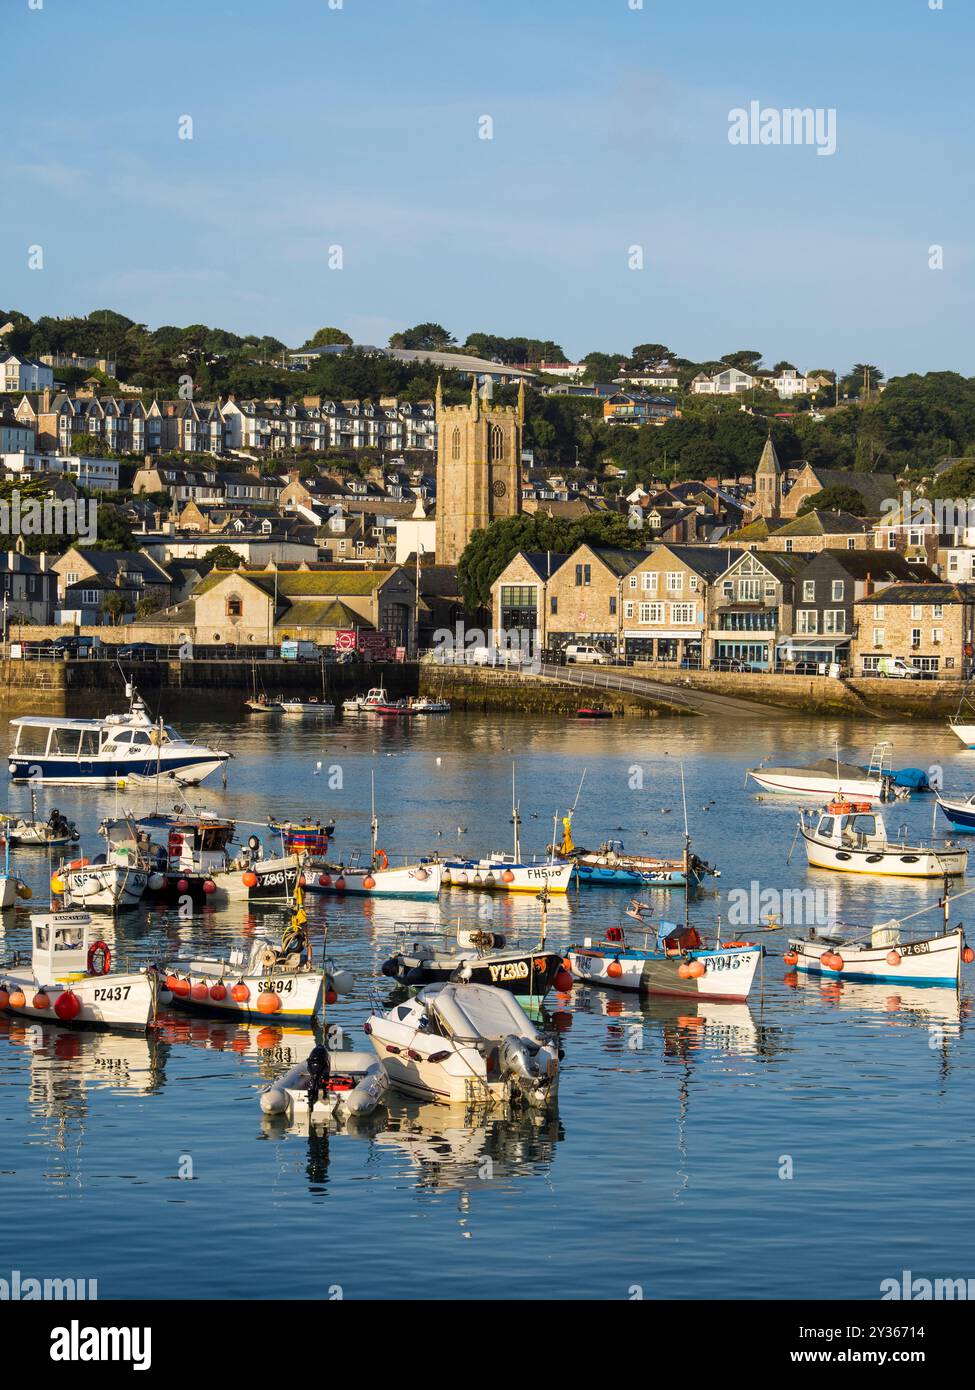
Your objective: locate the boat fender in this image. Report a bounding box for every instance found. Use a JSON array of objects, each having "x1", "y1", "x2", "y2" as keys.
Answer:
[
  {"x1": 260, "y1": 1086, "x2": 289, "y2": 1115},
  {"x1": 87, "y1": 940, "x2": 111, "y2": 976}
]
